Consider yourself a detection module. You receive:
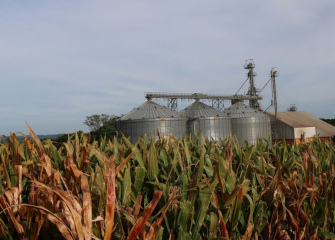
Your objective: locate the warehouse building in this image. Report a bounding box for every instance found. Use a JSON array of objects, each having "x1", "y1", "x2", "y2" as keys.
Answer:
[{"x1": 268, "y1": 111, "x2": 335, "y2": 144}]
